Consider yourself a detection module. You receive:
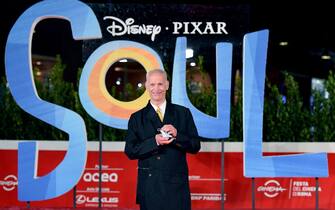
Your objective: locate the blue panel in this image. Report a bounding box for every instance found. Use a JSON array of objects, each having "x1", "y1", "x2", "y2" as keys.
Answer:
[{"x1": 242, "y1": 30, "x2": 328, "y2": 177}]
